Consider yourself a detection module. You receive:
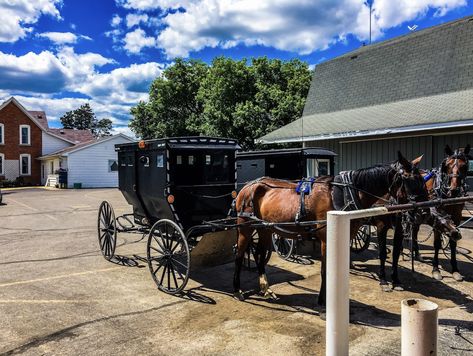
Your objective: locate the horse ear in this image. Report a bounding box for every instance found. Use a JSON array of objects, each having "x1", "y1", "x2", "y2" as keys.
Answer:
[
  {"x1": 411, "y1": 154, "x2": 423, "y2": 167},
  {"x1": 397, "y1": 151, "x2": 411, "y2": 170},
  {"x1": 464, "y1": 144, "x2": 471, "y2": 155},
  {"x1": 445, "y1": 145, "x2": 454, "y2": 156}
]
